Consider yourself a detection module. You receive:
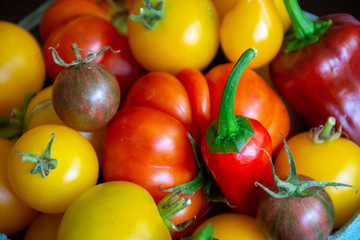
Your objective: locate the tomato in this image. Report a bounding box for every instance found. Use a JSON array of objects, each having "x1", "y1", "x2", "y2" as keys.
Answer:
[
  {"x1": 220, "y1": 0, "x2": 284, "y2": 69},
  {"x1": 43, "y1": 15, "x2": 146, "y2": 101},
  {"x1": 23, "y1": 85, "x2": 105, "y2": 160},
  {"x1": 7, "y1": 124, "x2": 99, "y2": 213},
  {"x1": 56, "y1": 181, "x2": 171, "y2": 240},
  {"x1": 205, "y1": 63, "x2": 290, "y2": 154},
  {"x1": 127, "y1": 0, "x2": 220, "y2": 74},
  {"x1": 192, "y1": 213, "x2": 266, "y2": 239},
  {"x1": 0, "y1": 138, "x2": 38, "y2": 235},
  {"x1": 39, "y1": 0, "x2": 110, "y2": 43},
  {"x1": 0, "y1": 21, "x2": 45, "y2": 118},
  {"x1": 274, "y1": 131, "x2": 360, "y2": 229},
  {"x1": 24, "y1": 213, "x2": 63, "y2": 240}
]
